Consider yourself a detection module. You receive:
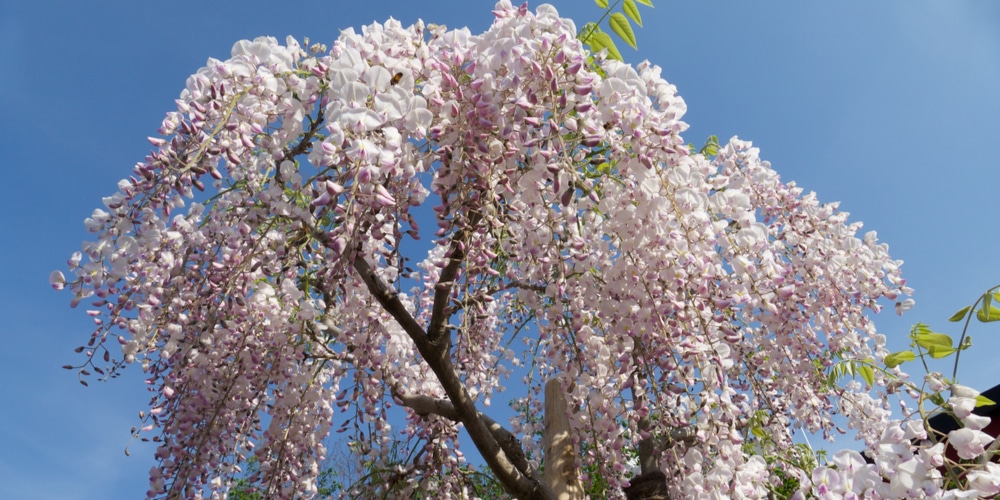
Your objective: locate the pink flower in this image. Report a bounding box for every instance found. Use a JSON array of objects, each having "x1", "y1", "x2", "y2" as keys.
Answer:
[{"x1": 49, "y1": 271, "x2": 66, "y2": 291}]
